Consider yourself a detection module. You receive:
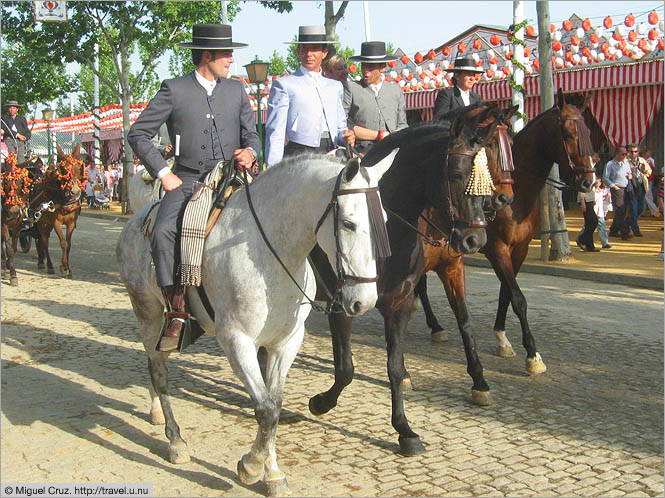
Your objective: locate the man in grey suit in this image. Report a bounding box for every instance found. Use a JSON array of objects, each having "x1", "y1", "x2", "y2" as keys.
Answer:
[
  {"x1": 345, "y1": 41, "x2": 407, "y2": 155},
  {"x1": 1, "y1": 100, "x2": 31, "y2": 164},
  {"x1": 128, "y1": 24, "x2": 259, "y2": 352},
  {"x1": 264, "y1": 25, "x2": 354, "y2": 167},
  {"x1": 433, "y1": 57, "x2": 483, "y2": 120}
]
